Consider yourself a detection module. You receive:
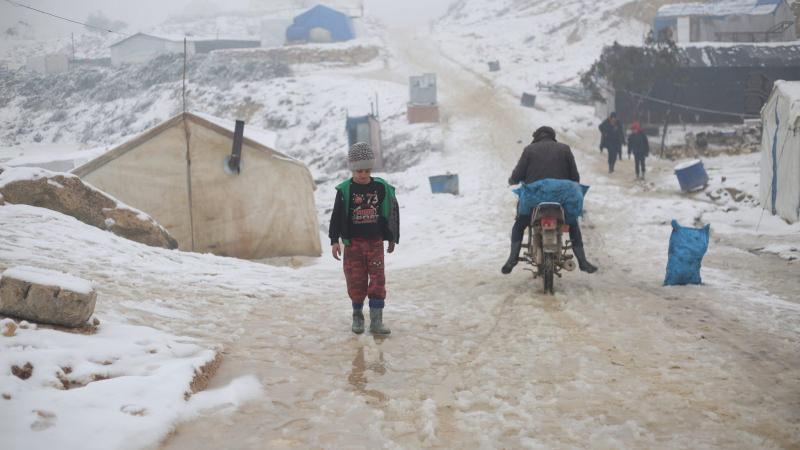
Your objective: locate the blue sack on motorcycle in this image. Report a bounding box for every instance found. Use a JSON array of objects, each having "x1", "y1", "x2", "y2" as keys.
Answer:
[
  {"x1": 513, "y1": 179, "x2": 589, "y2": 223},
  {"x1": 664, "y1": 220, "x2": 710, "y2": 286}
]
